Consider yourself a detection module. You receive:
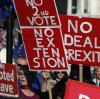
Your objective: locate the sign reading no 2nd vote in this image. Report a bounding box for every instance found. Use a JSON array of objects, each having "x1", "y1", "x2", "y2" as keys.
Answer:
[
  {"x1": 13, "y1": 0, "x2": 60, "y2": 27},
  {"x1": 61, "y1": 15, "x2": 100, "y2": 66},
  {"x1": 22, "y1": 28, "x2": 68, "y2": 70},
  {"x1": 0, "y1": 63, "x2": 18, "y2": 97}
]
